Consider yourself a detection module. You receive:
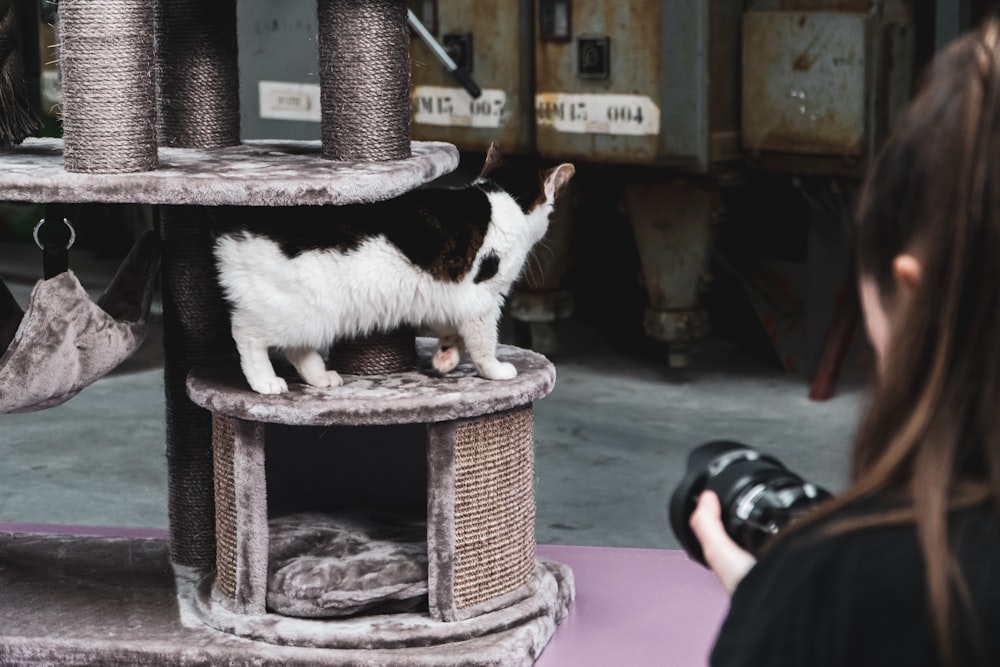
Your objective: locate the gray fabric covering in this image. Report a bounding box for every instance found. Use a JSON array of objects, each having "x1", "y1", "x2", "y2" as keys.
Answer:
[
  {"x1": 0, "y1": 230, "x2": 159, "y2": 413},
  {"x1": 0, "y1": 532, "x2": 573, "y2": 666},
  {"x1": 0, "y1": 138, "x2": 459, "y2": 206},
  {"x1": 267, "y1": 512, "x2": 429, "y2": 618},
  {"x1": 187, "y1": 339, "x2": 556, "y2": 426},
  {"x1": 426, "y1": 419, "x2": 459, "y2": 620},
  {"x1": 196, "y1": 559, "x2": 572, "y2": 652},
  {"x1": 228, "y1": 419, "x2": 270, "y2": 614}
]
